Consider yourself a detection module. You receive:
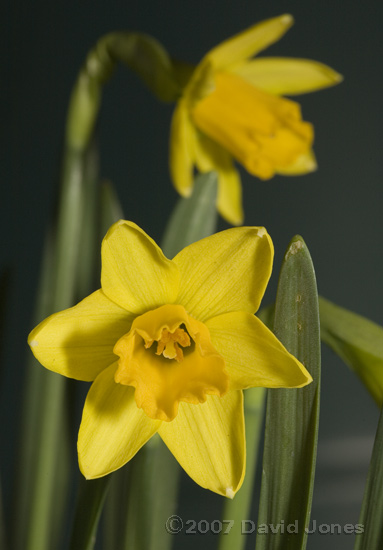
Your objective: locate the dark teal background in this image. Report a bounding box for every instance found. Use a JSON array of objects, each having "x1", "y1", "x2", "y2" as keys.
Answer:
[{"x1": 1, "y1": 1, "x2": 382, "y2": 549}]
